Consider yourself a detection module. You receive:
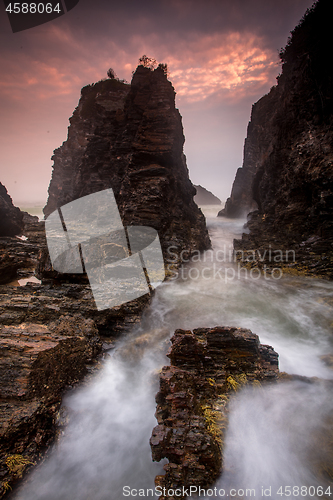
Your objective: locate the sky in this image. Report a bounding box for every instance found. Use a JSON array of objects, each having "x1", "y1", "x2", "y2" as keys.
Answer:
[{"x1": 0, "y1": 0, "x2": 315, "y2": 208}]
